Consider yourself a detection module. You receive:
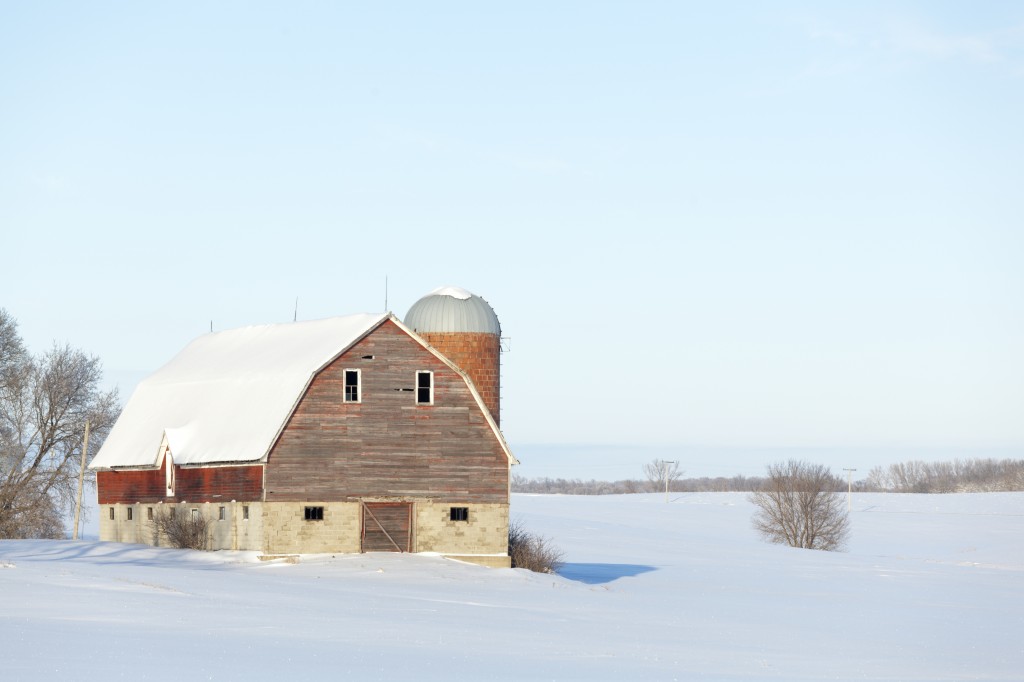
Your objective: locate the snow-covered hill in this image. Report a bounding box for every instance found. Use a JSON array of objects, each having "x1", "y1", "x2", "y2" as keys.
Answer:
[{"x1": 2, "y1": 493, "x2": 1022, "y2": 681}]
